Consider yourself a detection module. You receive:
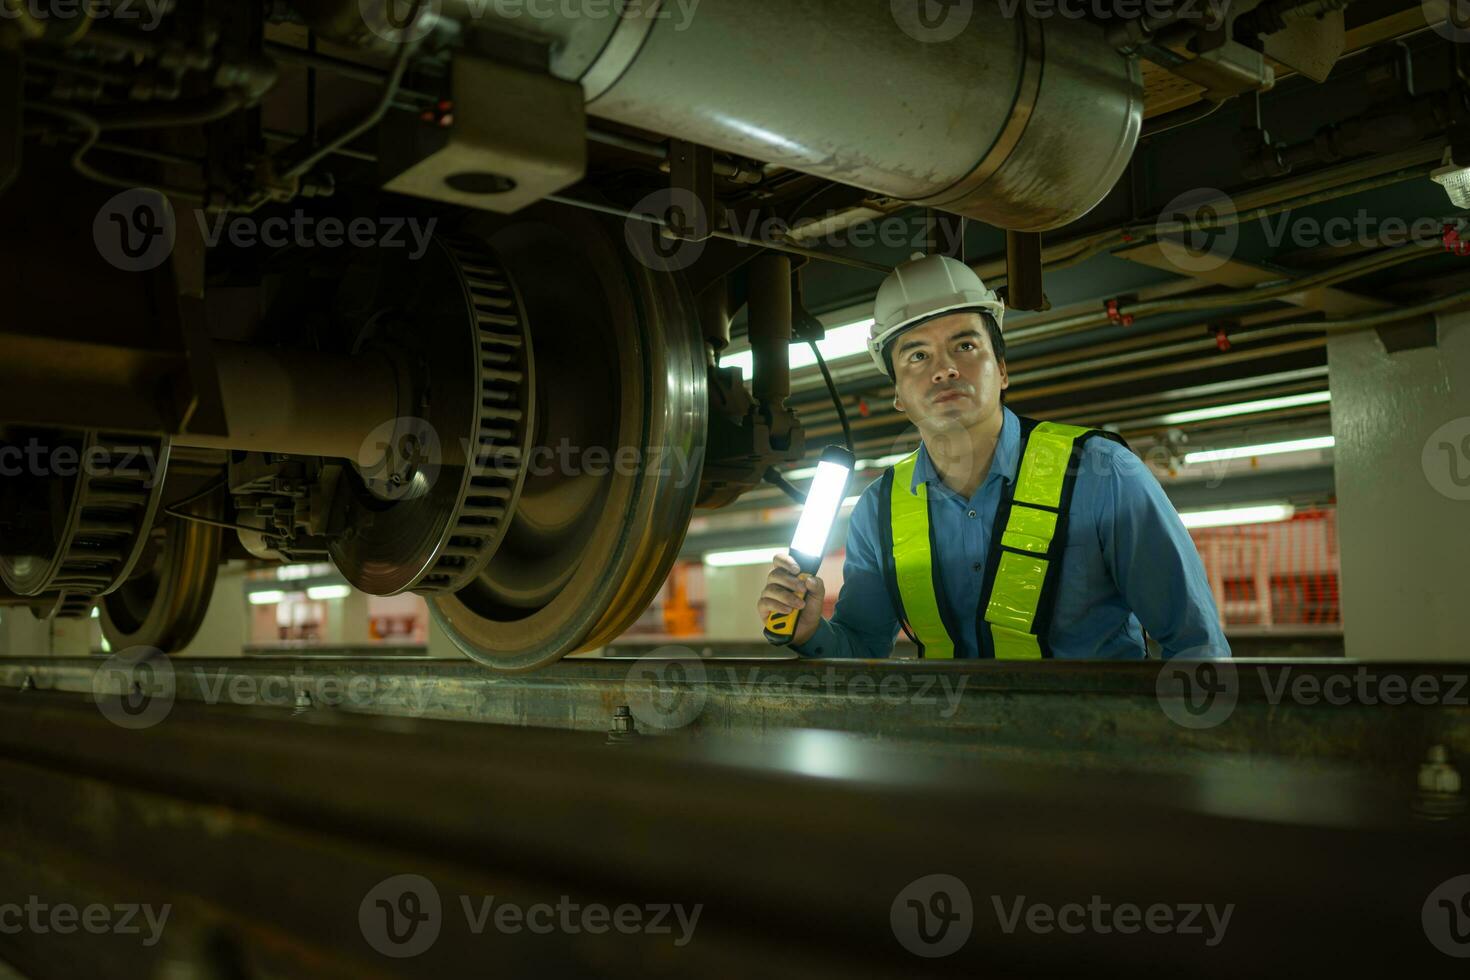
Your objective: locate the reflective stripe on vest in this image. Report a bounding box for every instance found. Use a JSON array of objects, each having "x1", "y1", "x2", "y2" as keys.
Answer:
[{"x1": 885, "y1": 419, "x2": 1119, "y2": 660}]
